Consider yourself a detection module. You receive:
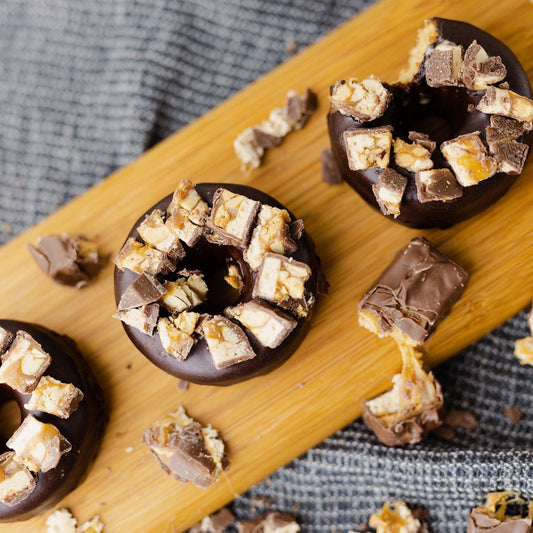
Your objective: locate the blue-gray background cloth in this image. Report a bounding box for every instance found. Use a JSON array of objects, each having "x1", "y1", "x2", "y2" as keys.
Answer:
[{"x1": 0, "y1": 2, "x2": 531, "y2": 531}]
